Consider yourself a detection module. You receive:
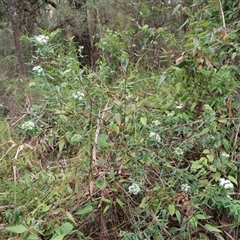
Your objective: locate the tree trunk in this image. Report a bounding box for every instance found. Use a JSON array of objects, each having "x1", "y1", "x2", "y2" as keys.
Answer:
[{"x1": 8, "y1": 0, "x2": 25, "y2": 77}]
